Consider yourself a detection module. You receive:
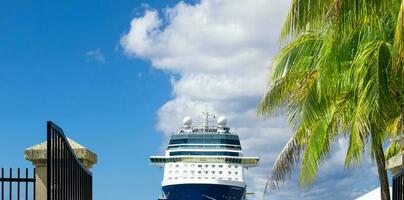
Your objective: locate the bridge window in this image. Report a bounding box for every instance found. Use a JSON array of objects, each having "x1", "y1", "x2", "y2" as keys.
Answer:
[
  {"x1": 168, "y1": 135, "x2": 241, "y2": 145},
  {"x1": 167, "y1": 144, "x2": 242, "y2": 150}
]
